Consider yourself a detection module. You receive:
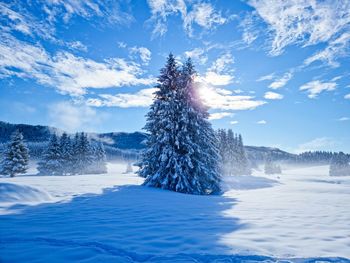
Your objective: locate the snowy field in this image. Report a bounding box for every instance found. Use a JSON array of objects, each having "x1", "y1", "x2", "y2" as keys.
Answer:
[{"x1": 0, "y1": 163, "x2": 349, "y2": 262}]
